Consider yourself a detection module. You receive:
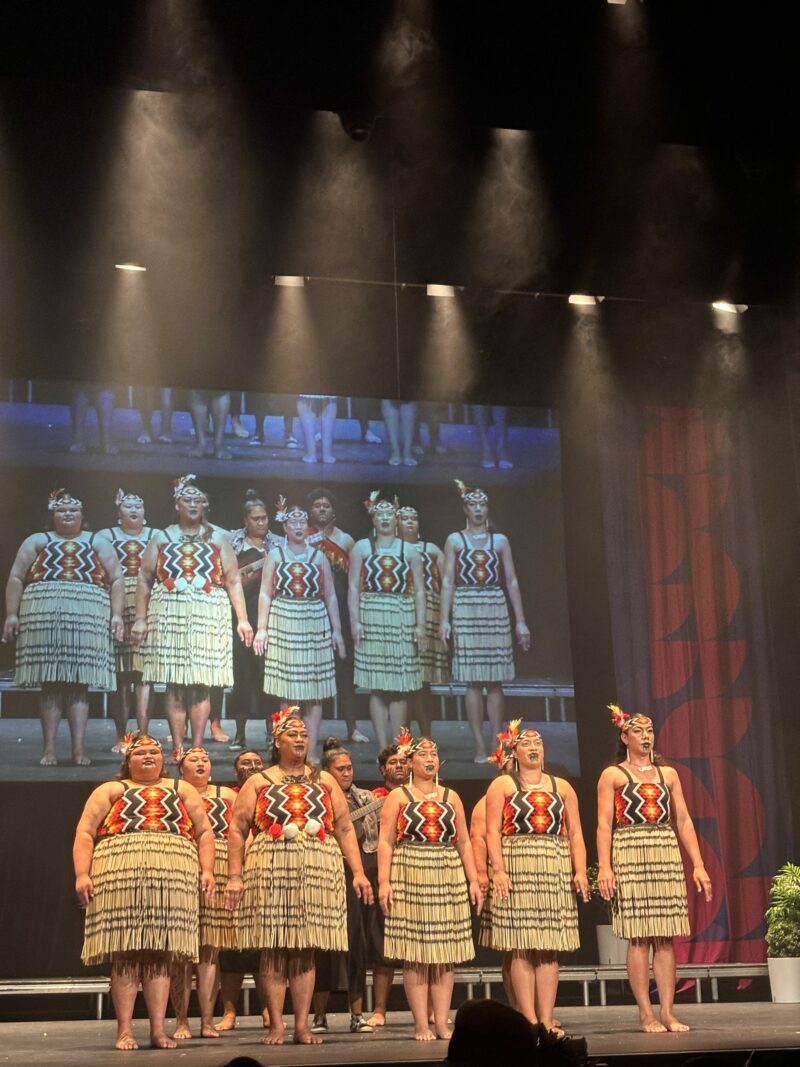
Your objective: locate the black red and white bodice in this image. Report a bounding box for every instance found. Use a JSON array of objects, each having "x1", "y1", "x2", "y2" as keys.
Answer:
[
  {"x1": 455, "y1": 532, "x2": 502, "y2": 588},
  {"x1": 202, "y1": 788, "x2": 232, "y2": 840},
  {"x1": 252, "y1": 776, "x2": 335, "y2": 840},
  {"x1": 155, "y1": 533, "x2": 224, "y2": 593},
  {"x1": 614, "y1": 765, "x2": 671, "y2": 826},
  {"x1": 360, "y1": 540, "x2": 412, "y2": 595},
  {"x1": 96, "y1": 783, "x2": 193, "y2": 840},
  {"x1": 501, "y1": 774, "x2": 565, "y2": 837},
  {"x1": 419, "y1": 543, "x2": 441, "y2": 594},
  {"x1": 272, "y1": 547, "x2": 323, "y2": 600},
  {"x1": 313, "y1": 535, "x2": 350, "y2": 577},
  {"x1": 107, "y1": 527, "x2": 154, "y2": 578},
  {"x1": 396, "y1": 787, "x2": 458, "y2": 844},
  {"x1": 26, "y1": 534, "x2": 109, "y2": 588}
]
